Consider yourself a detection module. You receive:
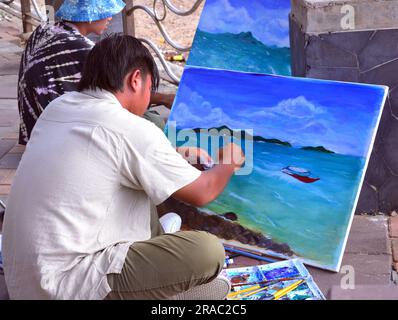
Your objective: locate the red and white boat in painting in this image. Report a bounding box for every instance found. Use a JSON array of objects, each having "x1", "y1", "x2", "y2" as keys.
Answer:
[{"x1": 282, "y1": 166, "x2": 320, "y2": 184}]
